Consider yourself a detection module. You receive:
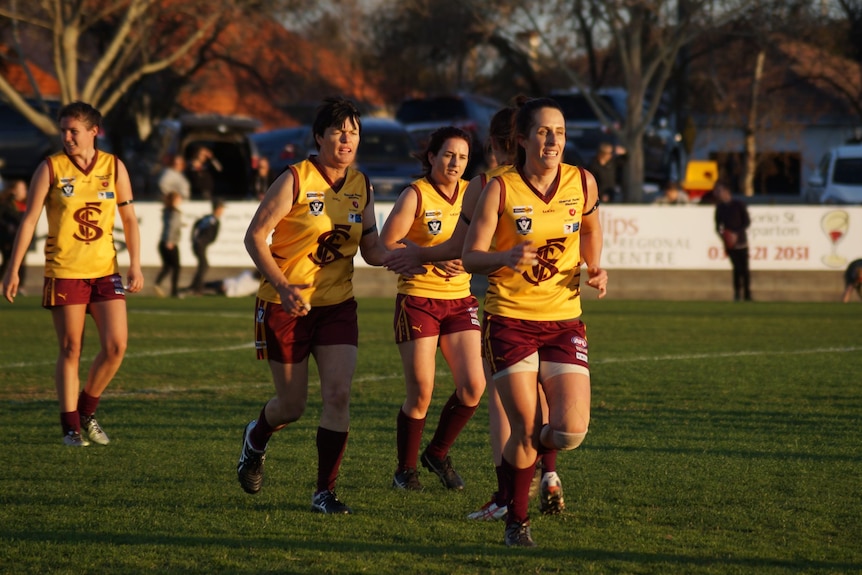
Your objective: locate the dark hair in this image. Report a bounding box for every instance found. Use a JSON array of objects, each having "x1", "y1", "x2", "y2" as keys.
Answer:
[
  {"x1": 488, "y1": 105, "x2": 518, "y2": 160},
  {"x1": 311, "y1": 97, "x2": 362, "y2": 151},
  {"x1": 58, "y1": 101, "x2": 102, "y2": 130},
  {"x1": 514, "y1": 97, "x2": 564, "y2": 168},
  {"x1": 417, "y1": 126, "x2": 471, "y2": 176},
  {"x1": 212, "y1": 198, "x2": 226, "y2": 211}
]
